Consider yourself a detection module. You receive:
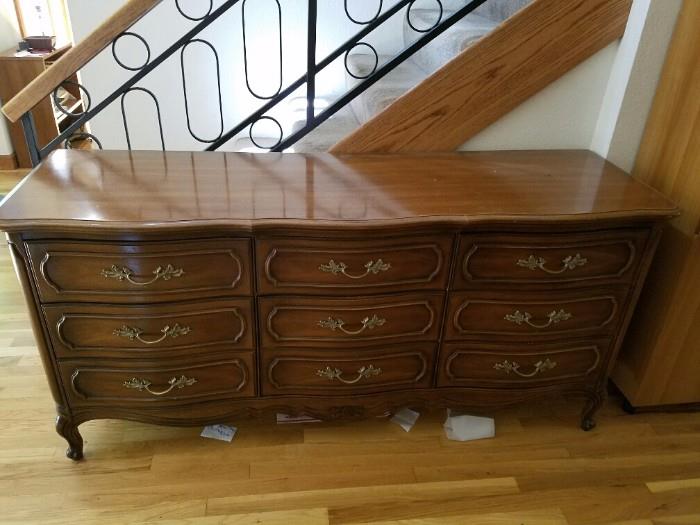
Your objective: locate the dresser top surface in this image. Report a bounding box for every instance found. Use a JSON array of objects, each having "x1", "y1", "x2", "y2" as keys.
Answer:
[{"x1": 0, "y1": 149, "x2": 676, "y2": 232}]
